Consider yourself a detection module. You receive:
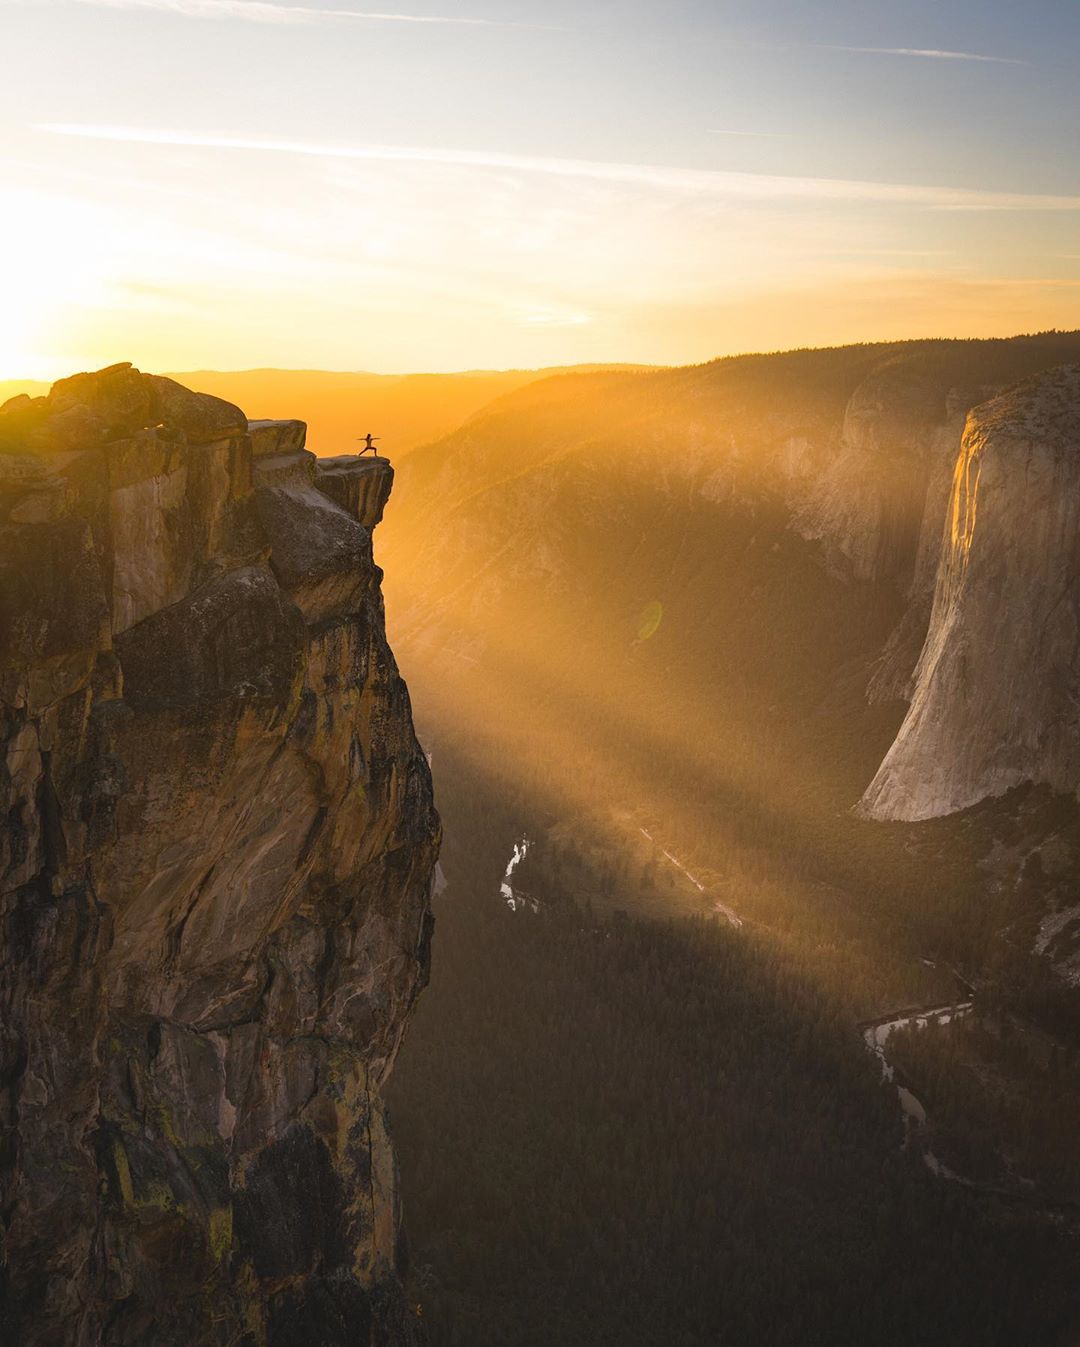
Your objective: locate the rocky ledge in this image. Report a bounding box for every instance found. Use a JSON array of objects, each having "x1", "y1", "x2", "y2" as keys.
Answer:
[{"x1": 0, "y1": 364, "x2": 439, "y2": 1345}]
